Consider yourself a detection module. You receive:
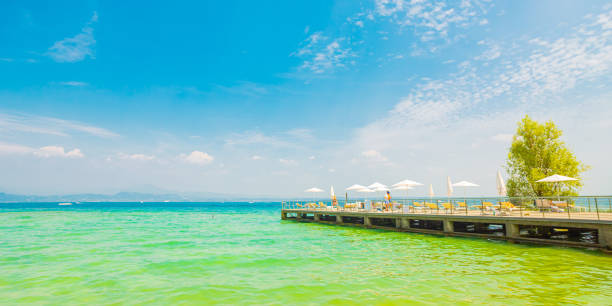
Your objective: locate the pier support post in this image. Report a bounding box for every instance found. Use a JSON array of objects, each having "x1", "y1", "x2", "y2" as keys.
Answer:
[
  {"x1": 364, "y1": 216, "x2": 372, "y2": 227},
  {"x1": 506, "y1": 223, "x2": 520, "y2": 238},
  {"x1": 314, "y1": 214, "x2": 321, "y2": 222},
  {"x1": 297, "y1": 213, "x2": 303, "y2": 220},
  {"x1": 599, "y1": 226, "x2": 612, "y2": 249},
  {"x1": 400, "y1": 218, "x2": 411, "y2": 229},
  {"x1": 443, "y1": 219, "x2": 454, "y2": 233},
  {"x1": 395, "y1": 218, "x2": 401, "y2": 229},
  {"x1": 336, "y1": 215, "x2": 343, "y2": 223},
  {"x1": 281, "y1": 212, "x2": 287, "y2": 220}
]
